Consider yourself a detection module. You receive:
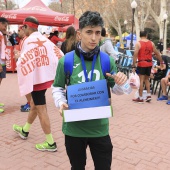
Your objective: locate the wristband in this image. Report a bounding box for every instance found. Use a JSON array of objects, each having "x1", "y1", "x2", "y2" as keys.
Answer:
[{"x1": 160, "y1": 61, "x2": 164, "y2": 64}]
